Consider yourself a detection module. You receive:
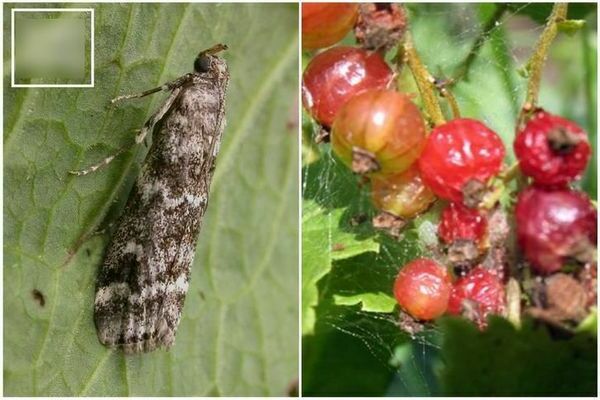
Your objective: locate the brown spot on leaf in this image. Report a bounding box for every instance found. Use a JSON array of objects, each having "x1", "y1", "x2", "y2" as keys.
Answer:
[
  {"x1": 32, "y1": 289, "x2": 45, "y2": 307},
  {"x1": 286, "y1": 378, "x2": 299, "y2": 397},
  {"x1": 331, "y1": 243, "x2": 345, "y2": 252}
]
